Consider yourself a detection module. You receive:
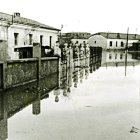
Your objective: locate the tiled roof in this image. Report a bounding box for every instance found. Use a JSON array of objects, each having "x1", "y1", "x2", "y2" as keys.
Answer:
[
  {"x1": 66, "y1": 32, "x2": 91, "y2": 34},
  {"x1": 64, "y1": 32, "x2": 91, "y2": 39},
  {"x1": 93, "y1": 32, "x2": 140, "y2": 40},
  {"x1": 0, "y1": 12, "x2": 60, "y2": 31}
]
